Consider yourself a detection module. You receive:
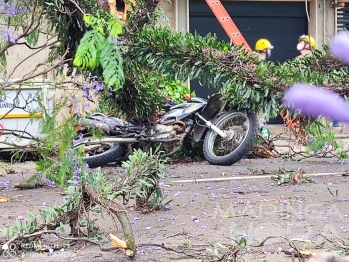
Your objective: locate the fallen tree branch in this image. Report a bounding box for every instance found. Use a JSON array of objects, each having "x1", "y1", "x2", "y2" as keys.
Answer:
[
  {"x1": 13, "y1": 182, "x2": 47, "y2": 190},
  {"x1": 84, "y1": 182, "x2": 136, "y2": 256},
  {"x1": 1, "y1": 229, "x2": 115, "y2": 252}
]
